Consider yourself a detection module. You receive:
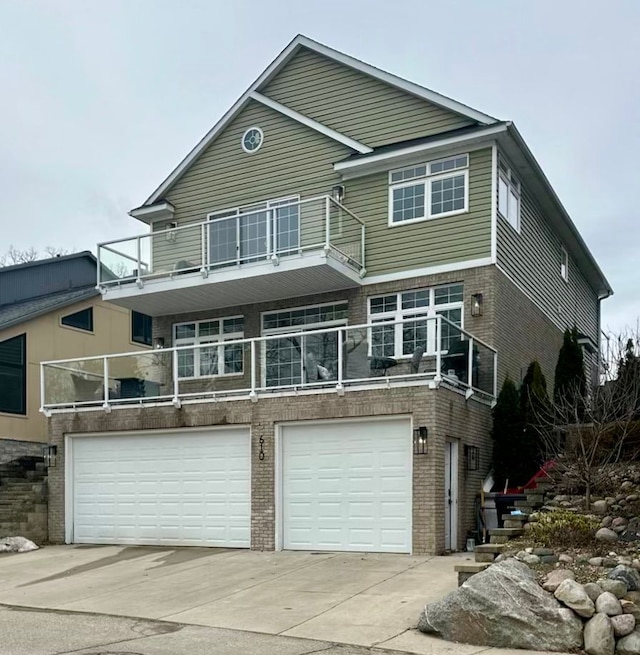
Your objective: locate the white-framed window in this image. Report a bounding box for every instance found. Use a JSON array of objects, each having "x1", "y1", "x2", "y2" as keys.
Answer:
[
  {"x1": 368, "y1": 284, "x2": 464, "y2": 358},
  {"x1": 388, "y1": 154, "x2": 469, "y2": 226},
  {"x1": 241, "y1": 126, "x2": 263, "y2": 153},
  {"x1": 497, "y1": 154, "x2": 521, "y2": 231},
  {"x1": 173, "y1": 316, "x2": 244, "y2": 379},
  {"x1": 560, "y1": 245, "x2": 569, "y2": 282},
  {"x1": 261, "y1": 302, "x2": 348, "y2": 387}
]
